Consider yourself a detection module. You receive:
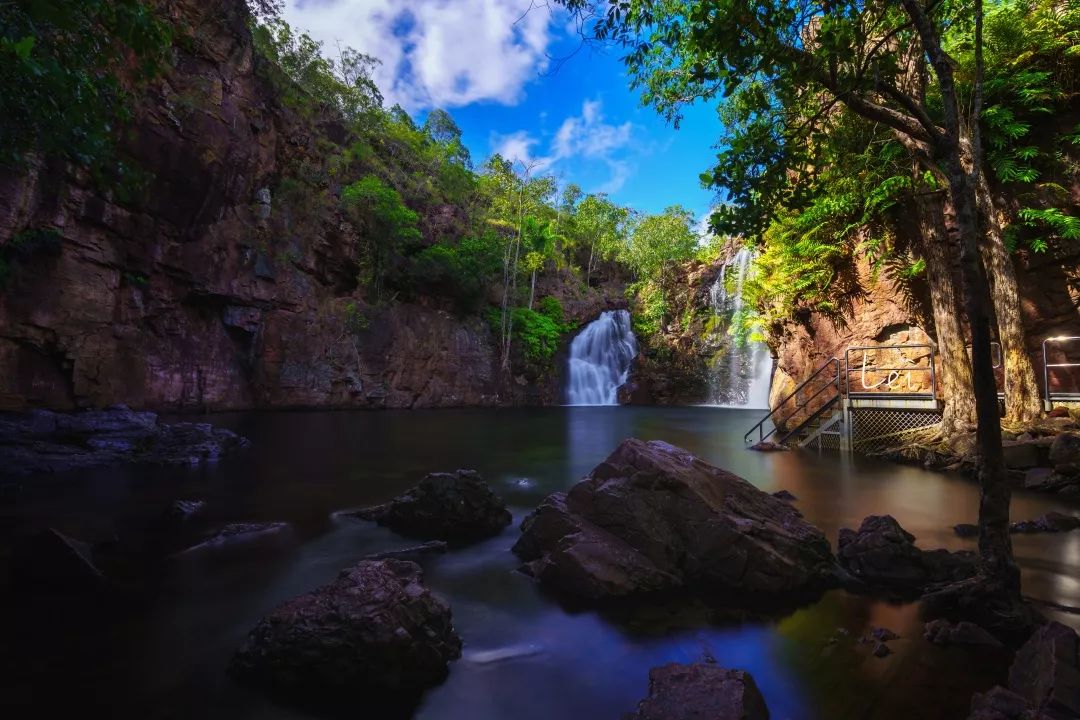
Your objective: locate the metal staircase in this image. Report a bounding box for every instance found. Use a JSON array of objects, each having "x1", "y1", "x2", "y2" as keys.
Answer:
[
  {"x1": 744, "y1": 358, "x2": 846, "y2": 450},
  {"x1": 744, "y1": 342, "x2": 950, "y2": 452}
]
